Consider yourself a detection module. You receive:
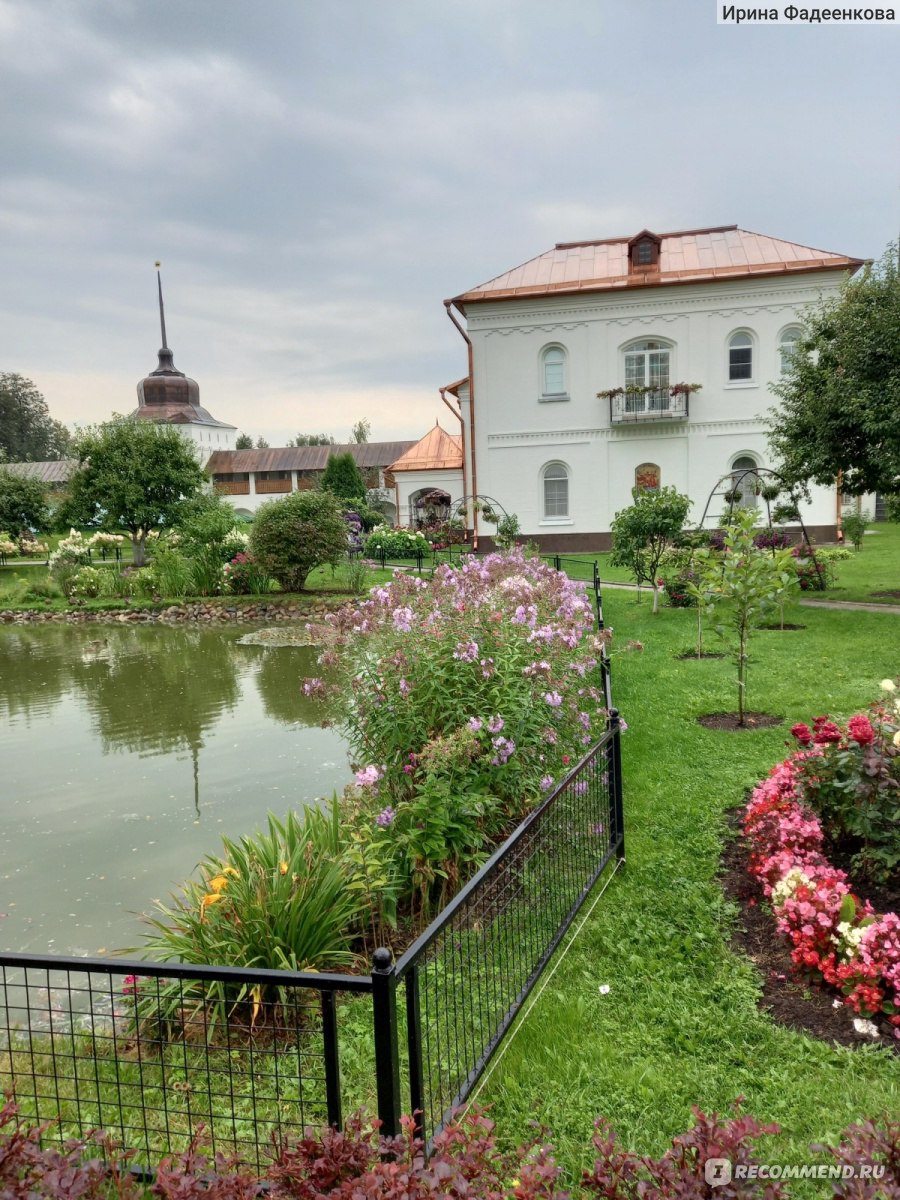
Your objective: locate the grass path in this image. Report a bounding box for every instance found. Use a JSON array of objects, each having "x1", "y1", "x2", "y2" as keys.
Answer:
[{"x1": 476, "y1": 593, "x2": 899, "y2": 1180}]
